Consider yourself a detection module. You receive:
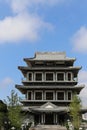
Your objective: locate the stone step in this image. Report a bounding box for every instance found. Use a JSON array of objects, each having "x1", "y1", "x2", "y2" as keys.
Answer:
[{"x1": 29, "y1": 125, "x2": 67, "y2": 130}]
